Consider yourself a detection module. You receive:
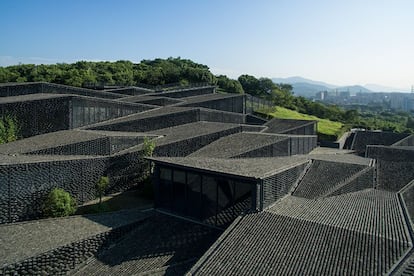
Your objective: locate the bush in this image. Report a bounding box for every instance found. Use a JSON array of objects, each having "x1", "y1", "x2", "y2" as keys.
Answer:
[
  {"x1": 43, "y1": 188, "x2": 77, "y2": 217},
  {"x1": 96, "y1": 176, "x2": 109, "y2": 204}
]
